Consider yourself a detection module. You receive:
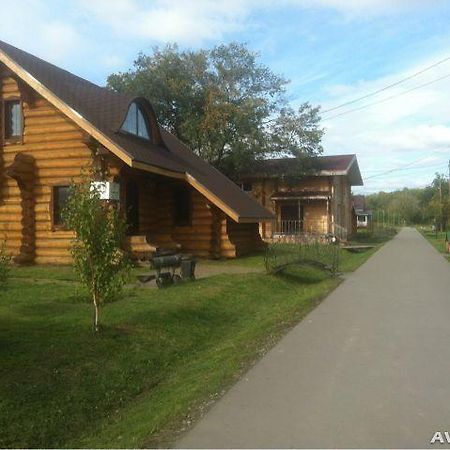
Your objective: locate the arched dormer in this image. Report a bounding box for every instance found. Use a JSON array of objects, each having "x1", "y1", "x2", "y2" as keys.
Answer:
[{"x1": 119, "y1": 98, "x2": 162, "y2": 145}]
